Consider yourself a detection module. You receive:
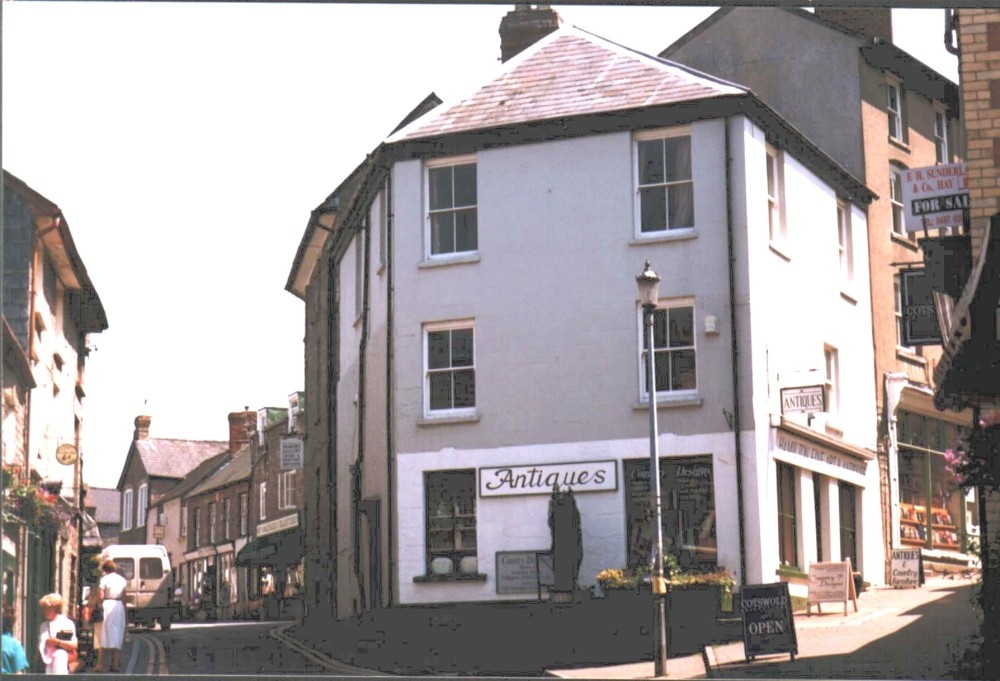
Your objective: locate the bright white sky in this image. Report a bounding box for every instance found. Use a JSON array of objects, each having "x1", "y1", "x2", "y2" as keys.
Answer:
[{"x1": 3, "y1": 4, "x2": 957, "y2": 489}]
